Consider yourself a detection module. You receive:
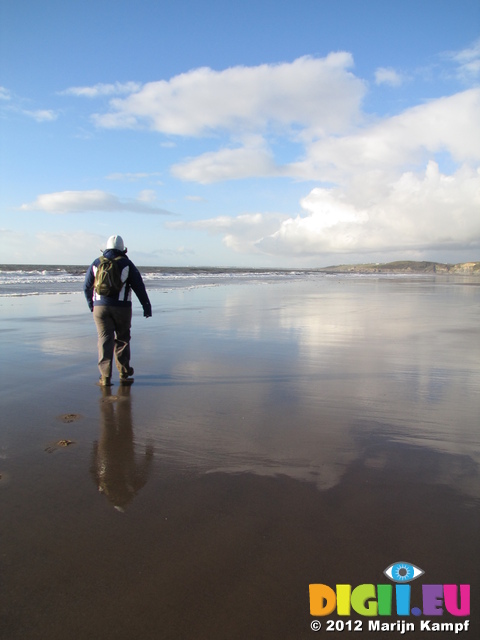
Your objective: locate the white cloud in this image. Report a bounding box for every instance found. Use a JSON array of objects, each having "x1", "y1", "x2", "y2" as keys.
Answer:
[
  {"x1": 22, "y1": 109, "x2": 58, "y2": 122},
  {"x1": 20, "y1": 190, "x2": 175, "y2": 215},
  {"x1": 170, "y1": 162, "x2": 480, "y2": 259},
  {"x1": 172, "y1": 141, "x2": 278, "y2": 183},
  {"x1": 446, "y1": 38, "x2": 480, "y2": 81},
  {"x1": 167, "y1": 86, "x2": 480, "y2": 185},
  {"x1": 185, "y1": 195, "x2": 207, "y2": 202},
  {"x1": 105, "y1": 172, "x2": 162, "y2": 181},
  {"x1": 92, "y1": 54, "x2": 366, "y2": 136},
  {"x1": 0, "y1": 229, "x2": 106, "y2": 264},
  {"x1": 374, "y1": 67, "x2": 404, "y2": 87},
  {"x1": 168, "y1": 212, "x2": 290, "y2": 254},
  {"x1": 137, "y1": 189, "x2": 157, "y2": 202},
  {"x1": 60, "y1": 81, "x2": 141, "y2": 98},
  {"x1": 159, "y1": 64, "x2": 480, "y2": 261},
  {"x1": 35, "y1": 230, "x2": 106, "y2": 257},
  {"x1": 260, "y1": 162, "x2": 480, "y2": 256},
  {"x1": 288, "y1": 88, "x2": 480, "y2": 183},
  {"x1": 0, "y1": 88, "x2": 58, "y2": 121}
]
